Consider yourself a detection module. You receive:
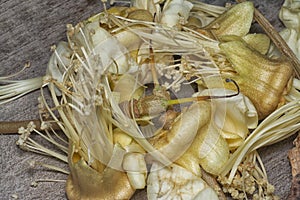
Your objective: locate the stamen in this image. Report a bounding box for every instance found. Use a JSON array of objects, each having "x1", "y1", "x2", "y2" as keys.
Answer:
[
  {"x1": 167, "y1": 78, "x2": 240, "y2": 105},
  {"x1": 149, "y1": 46, "x2": 160, "y2": 86},
  {"x1": 79, "y1": 27, "x2": 93, "y2": 55},
  {"x1": 209, "y1": 78, "x2": 240, "y2": 99},
  {"x1": 28, "y1": 160, "x2": 69, "y2": 174},
  {"x1": 75, "y1": 51, "x2": 93, "y2": 78},
  {"x1": 31, "y1": 179, "x2": 66, "y2": 187},
  {"x1": 0, "y1": 61, "x2": 30, "y2": 80},
  {"x1": 0, "y1": 76, "x2": 43, "y2": 105},
  {"x1": 52, "y1": 46, "x2": 68, "y2": 72}
]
